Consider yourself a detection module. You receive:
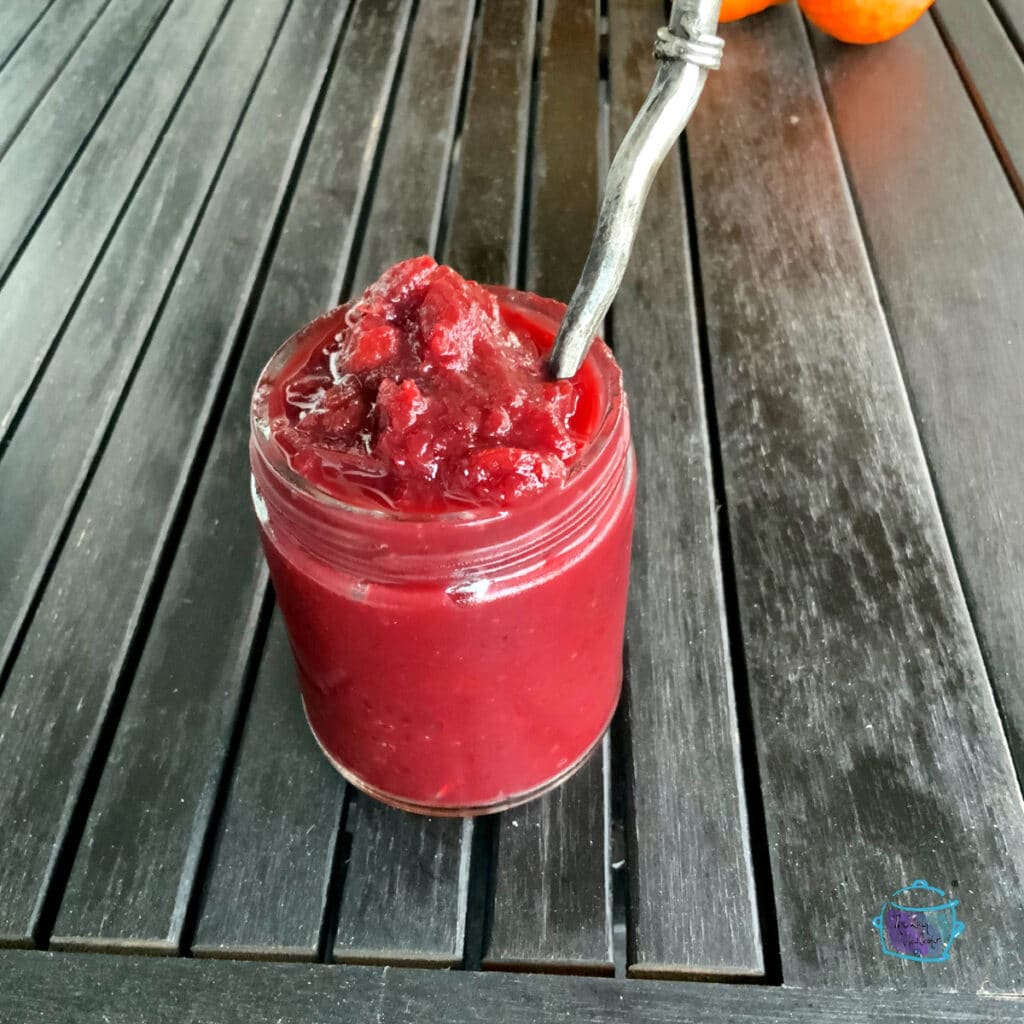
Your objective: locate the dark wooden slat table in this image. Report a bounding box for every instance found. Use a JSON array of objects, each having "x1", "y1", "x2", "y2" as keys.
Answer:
[
  {"x1": 0, "y1": 0, "x2": 266, "y2": 677},
  {"x1": 335, "y1": 794, "x2": 471, "y2": 967},
  {"x1": 0, "y1": 0, "x2": 225, "y2": 438},
  {"x1": 191, "y1": 610, "x2": 345, "y2": 961},
  {"x1": 0, "y1": 0, "x2": 329, "y2": 947},
  {"x1": 4, "y1": 949, "x2": 1023, "y2": 1022},
  {"x1": 935, "y1": 0, "x2": 1024, "y2": 202},
  {"x1": 0, "y1": 0, "x2": 114, "y2": 159},
  {"x1": 192, "y1": 0, "x2": 416, "y2": 961},
  {"x1": 0, "y1": 0, "x2": 59, "y2": 70},
  {"x1": 485, "y1": 0, "x2": 613, "y2": 976},
  {"x1": 609, "y1": 0, "x2": 761, "y2": 982},
  {"x1": 993, "y1": 0, "x2": 1024, "y2": 51},
  {"x1": 814, "y1": 9, "x2": 1024, "y2": 812},
  {"x1": 691, "y1": 6, "x2": 1024, "y2": 992},
  {"x1": 2, "y1": 0, "x2": 1023, "y2": 1018},
  {"x1": 0, "y1": 0, "x2": 175, "y2": 280},
  {"x1": 445, "y1": 0, "x2": 535, "y2": 289},
  {"x1": 47, "y1": 0, "x2": 345, "y2": 954},
  {"x1": 331, "y1": 0, "x2": 477, "y2": 969}
]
